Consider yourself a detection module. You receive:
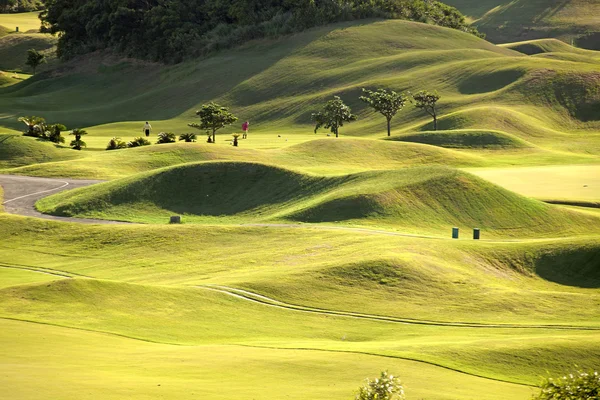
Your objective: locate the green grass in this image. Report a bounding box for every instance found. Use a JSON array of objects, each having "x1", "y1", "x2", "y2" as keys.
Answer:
[
  {"x1": 0, "y1": 319, "x2": 535, "y2": 400},
  {"x1": 1, "y1": 16, "x2": 600, "y2": 400},
  {"x1": 469, "y1": 165, "x2": 600, "y2": 205},
  {"x1": 0, "y1": 11, "x2": 42, "y2": 33}
]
